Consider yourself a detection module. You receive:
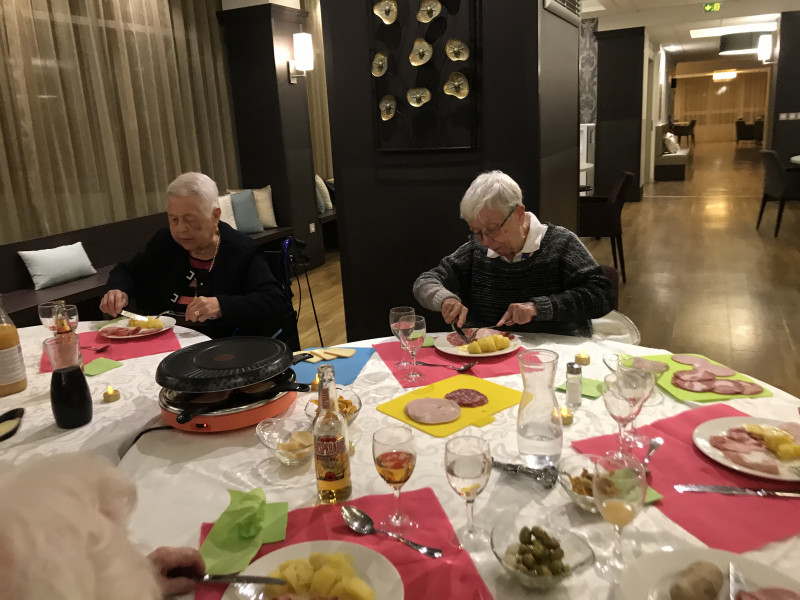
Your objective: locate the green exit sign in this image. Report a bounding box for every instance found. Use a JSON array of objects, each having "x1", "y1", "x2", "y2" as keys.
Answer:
[{"x1": 703, "y1": 2, "x2": 722, "y2": 12}]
